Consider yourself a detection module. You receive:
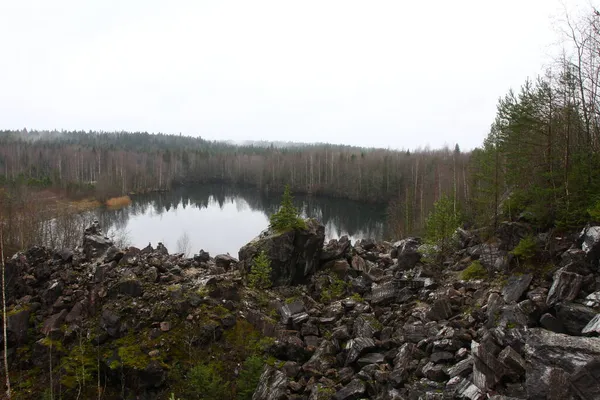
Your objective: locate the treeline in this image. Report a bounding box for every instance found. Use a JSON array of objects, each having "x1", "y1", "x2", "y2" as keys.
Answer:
[
  {"x1": 469, "y1": 7, "x2": 600, "y2": 231},
  {"x1": 0, "y1": 129, "x2": 470, "y2": 237}
]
